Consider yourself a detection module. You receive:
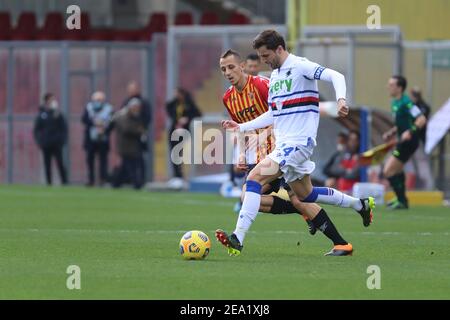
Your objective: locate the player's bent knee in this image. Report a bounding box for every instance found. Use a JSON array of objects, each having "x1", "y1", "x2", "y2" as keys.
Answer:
[
  {"x1": 384, "y1": 165, "x2": 395, "y2": 178},
  {"x1": 246, "y1": 172, "x2": 264, "y2": 185}
]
